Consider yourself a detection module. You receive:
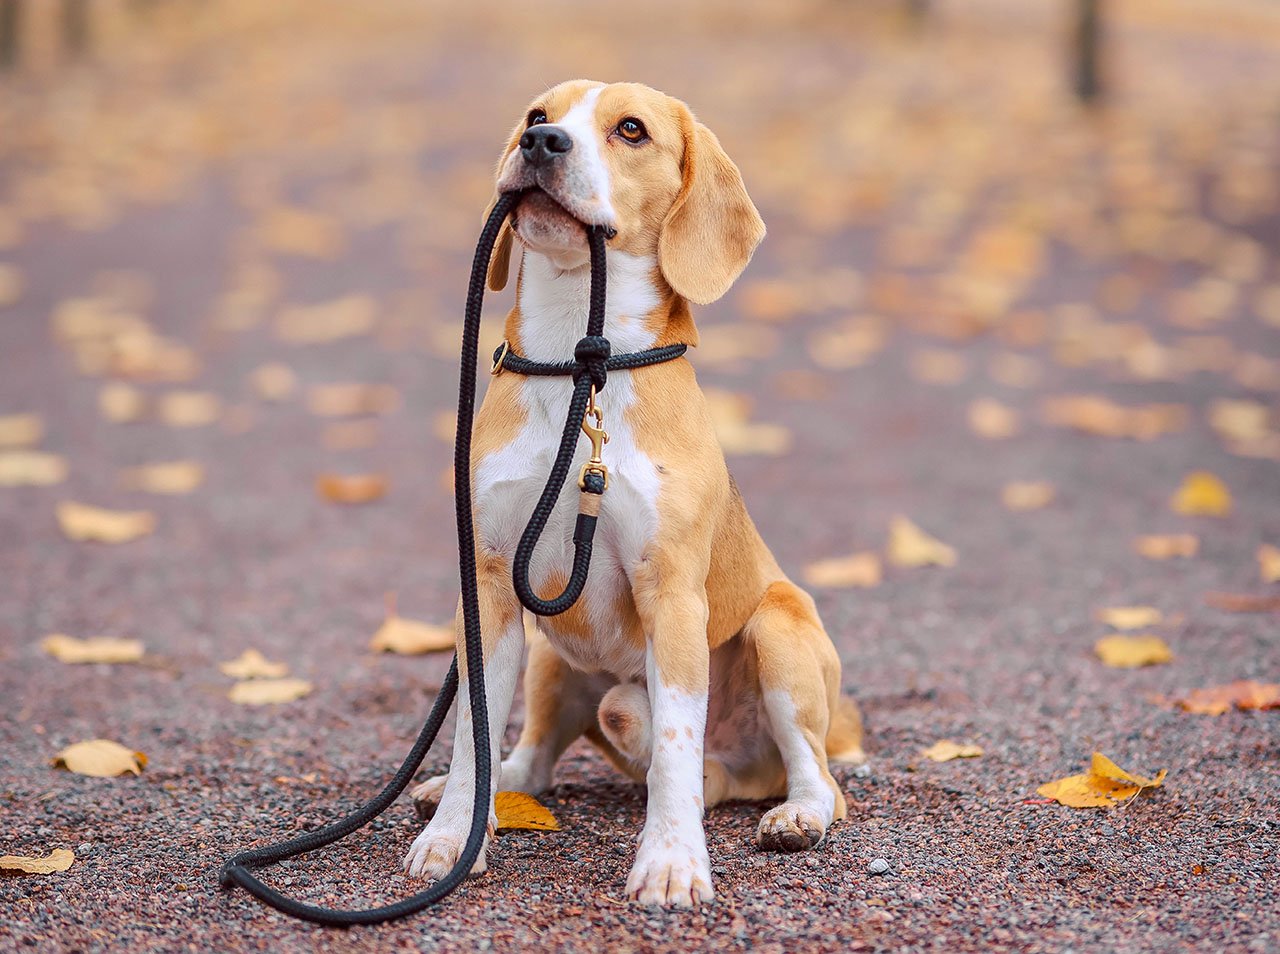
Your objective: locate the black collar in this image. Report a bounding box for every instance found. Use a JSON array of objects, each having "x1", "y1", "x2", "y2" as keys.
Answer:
[{"x1": 491, "y1": 340, "x2": 688, "y2": 378}]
